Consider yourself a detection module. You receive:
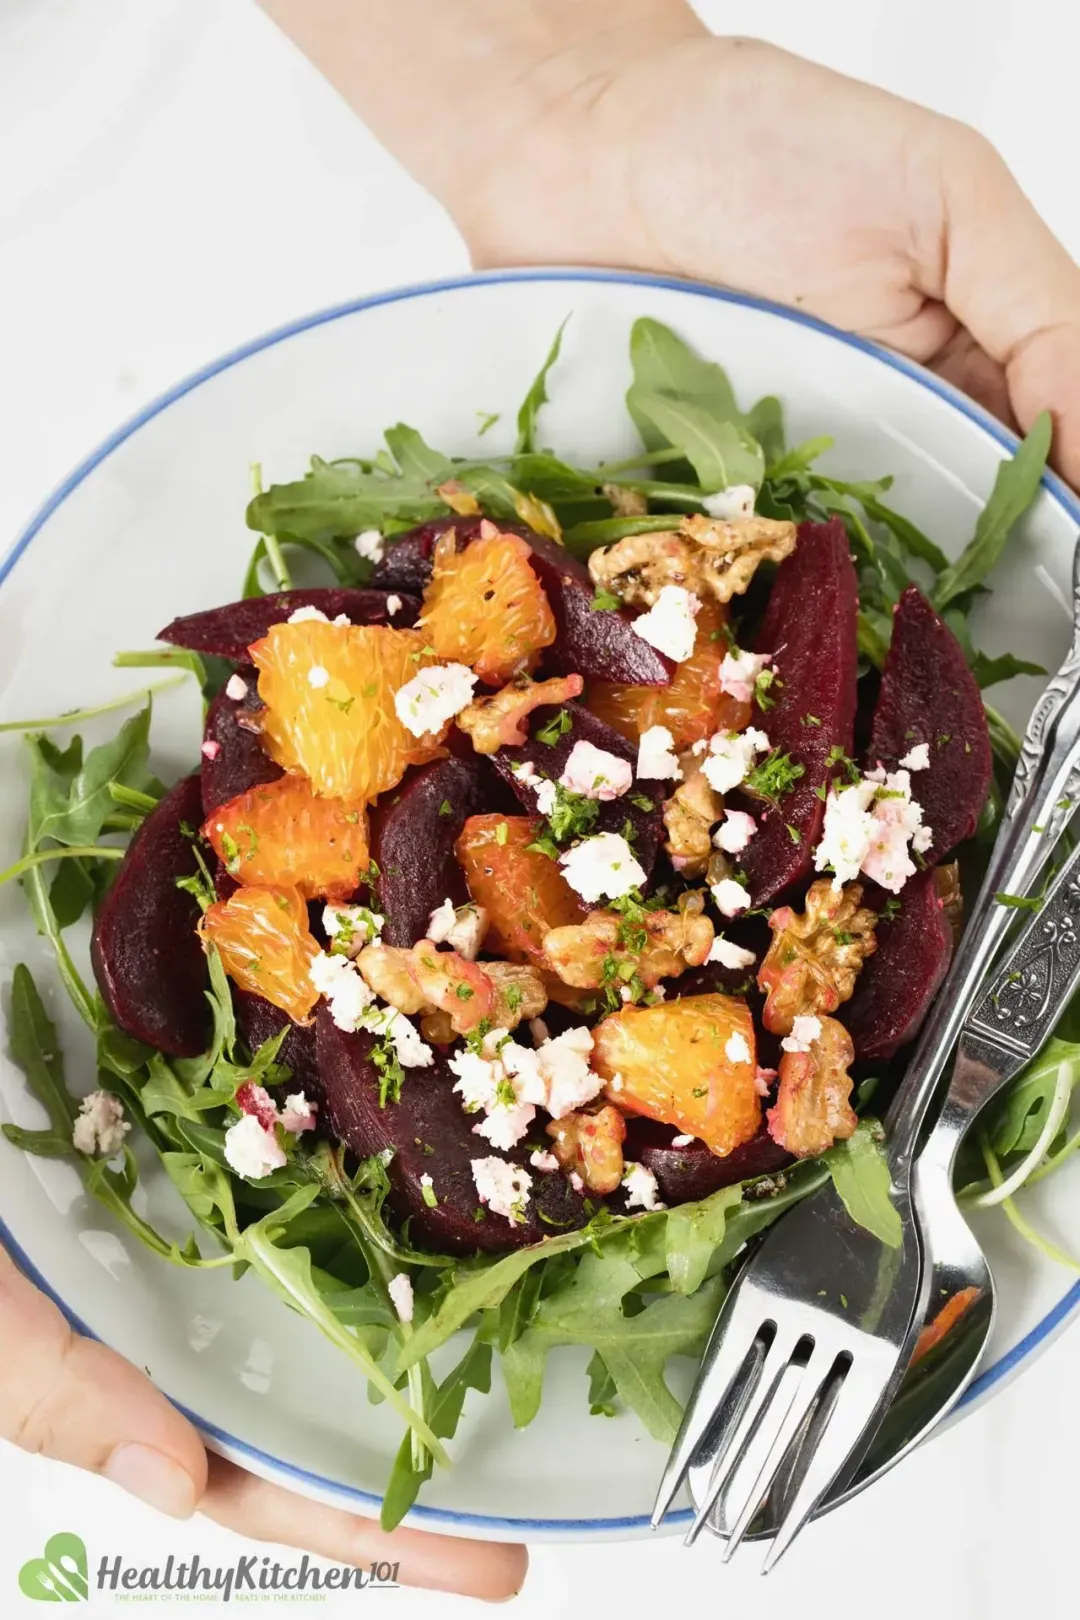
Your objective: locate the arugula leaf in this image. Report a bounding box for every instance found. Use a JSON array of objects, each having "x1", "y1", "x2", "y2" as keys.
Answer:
[
  {"x1": 626, "y1": 317, "x2": 744, "y2": 451},
  {"x1": 380, "y1": 1334, "x2": 493, "y2": 1530},
  {"x1": 248, "y1": 456, "x2": 445, "y2": 542},
  {"x1": 969, "y1": 650, "x2": 1047, "y2": 689},
  {"x1": 628, "y1": 390, "x2": 764, "y2": 493},
  {"x1": 562, "y1": 514, "x2": 687, "y2": 556},
  {"x1": 27, "y1": 706, "x2": 153, "y2": 849},
  {"x1": 823, "y1": 1121, "x2": 901, "y2": 1247},
  {"x1": 515, "y1": 317, "x2": 569, "y2": 455},
  {"x1": 743, "y1": 394, "x2": 786, "y2": 466},
  {"x1": 933, "y1": 412, "x2": 1052, "y2": 609},
  {"x1": 766, "y1": 437, "x2": 834, "y2": 480},
  {"x1": 663, "y1": 1186, "x2": 743, "y2": 1294},
  {"x1": 586, "y1": 1350, "x2": 618, "y2": 1417},
  {"x1": 988, "y1": 1039, "x2": 1080, "y2": 1157},
  {"x1": 383, "y1": 424, "x2": 453, "y2": 483}
]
